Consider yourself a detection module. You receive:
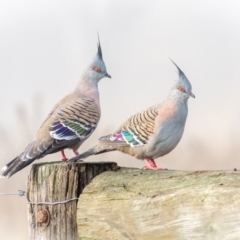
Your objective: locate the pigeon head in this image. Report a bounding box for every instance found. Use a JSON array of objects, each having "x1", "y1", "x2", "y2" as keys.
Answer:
[
  {"x1": 87, "y1": 36, "x2": 111, "y2": 82},
  {"x1": 170, "y1": 59, "x2": 195, "y2": 101}
]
